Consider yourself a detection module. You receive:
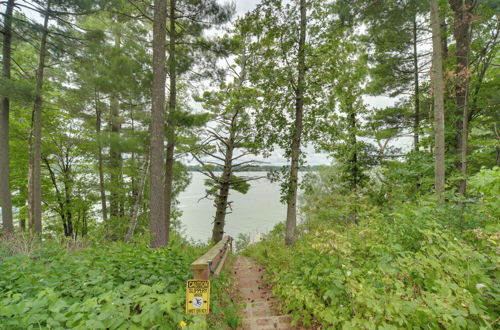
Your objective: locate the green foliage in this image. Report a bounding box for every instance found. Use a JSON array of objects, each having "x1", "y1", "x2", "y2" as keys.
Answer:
[
  {"x1": 469, "y1": 167, "x2": 500, "y2": 220},
  {"x1": 380, "y1": 152, "x2": 436, "y2": 199},
  {"x1": 245, "y1": 192, "x2": 499, "y2": 328},
  {"x1": 301, "y1": 166, "x2": 378, "y2": 226},
  {"x1": 363, "y1": 0, "x2": 428, "y2": 96},
  {"x1": 469, "y1": 166, "x2": 500, "y2": 197},
  {"x1": 234, "y1": 233, "x2": 251, "y2": 253},
  {"x1": 2, "y1": 0, "x2": 499, "y2": 327},
  {"x1": 207, "y1": 259, "x2": 242, "y2": 329},
  {"x1": 0, "y1": 240, "x2": 210, "y2": 329}
]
